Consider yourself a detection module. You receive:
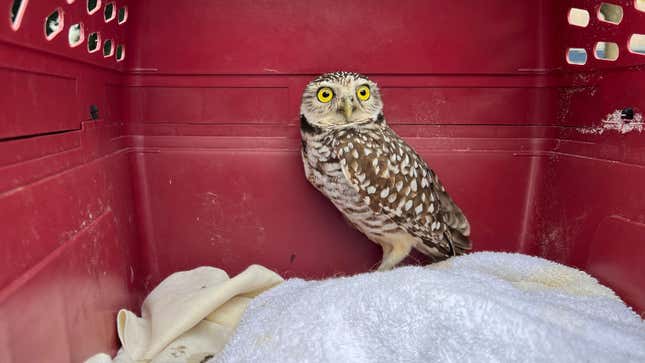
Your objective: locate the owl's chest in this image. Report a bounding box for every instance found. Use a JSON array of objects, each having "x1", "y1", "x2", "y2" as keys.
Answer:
[
  {"x1": 303, "y1": 152, "x2": 348, "y2": 194},
  {"x1": 302, "y1": 140, "x2": 357, "y2": 202},
  {"x1": 301, "y1": 137, "x2": 400, "y2": 239}
]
